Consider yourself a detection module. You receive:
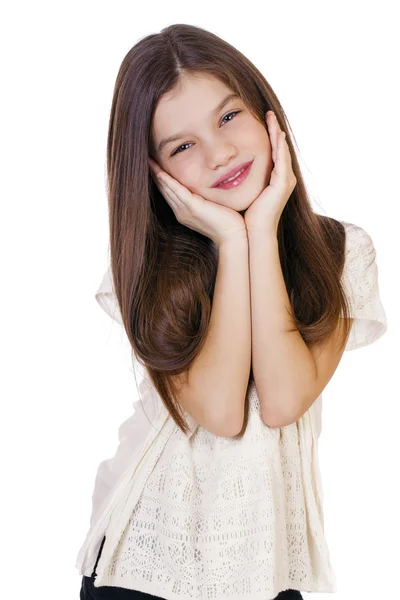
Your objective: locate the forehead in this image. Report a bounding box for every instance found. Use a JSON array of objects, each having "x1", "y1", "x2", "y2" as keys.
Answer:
[{"x1": 152, "y1": 75, "x2": 238, "y2": 146}]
